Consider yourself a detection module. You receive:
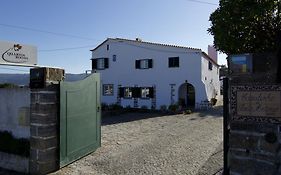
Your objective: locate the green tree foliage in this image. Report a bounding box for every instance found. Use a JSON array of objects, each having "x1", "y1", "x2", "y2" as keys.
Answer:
[
  {"x1": 208, "y1": 0, "x2": 281, "y2": 54},
  {"x1": 0, "y1": 83, "x2": 18, "y2": 88}
]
